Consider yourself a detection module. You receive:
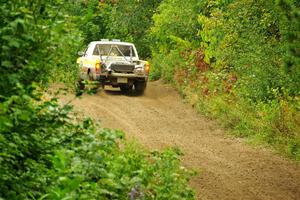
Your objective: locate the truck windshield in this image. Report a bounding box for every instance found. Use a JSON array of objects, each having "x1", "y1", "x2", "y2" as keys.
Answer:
[{"x1": 93, "y1": 44, "x2": 136, "y2": 57}]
